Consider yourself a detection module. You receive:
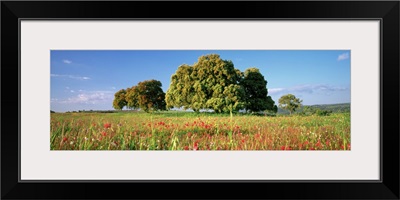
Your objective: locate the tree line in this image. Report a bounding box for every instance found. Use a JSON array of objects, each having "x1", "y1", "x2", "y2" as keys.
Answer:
[
  {"x1": 113, "y1": 79, "x2": 166, "y2": 113},
  {"x1": 113, "y1": 54, "x2": 302, "y2": 115}
]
